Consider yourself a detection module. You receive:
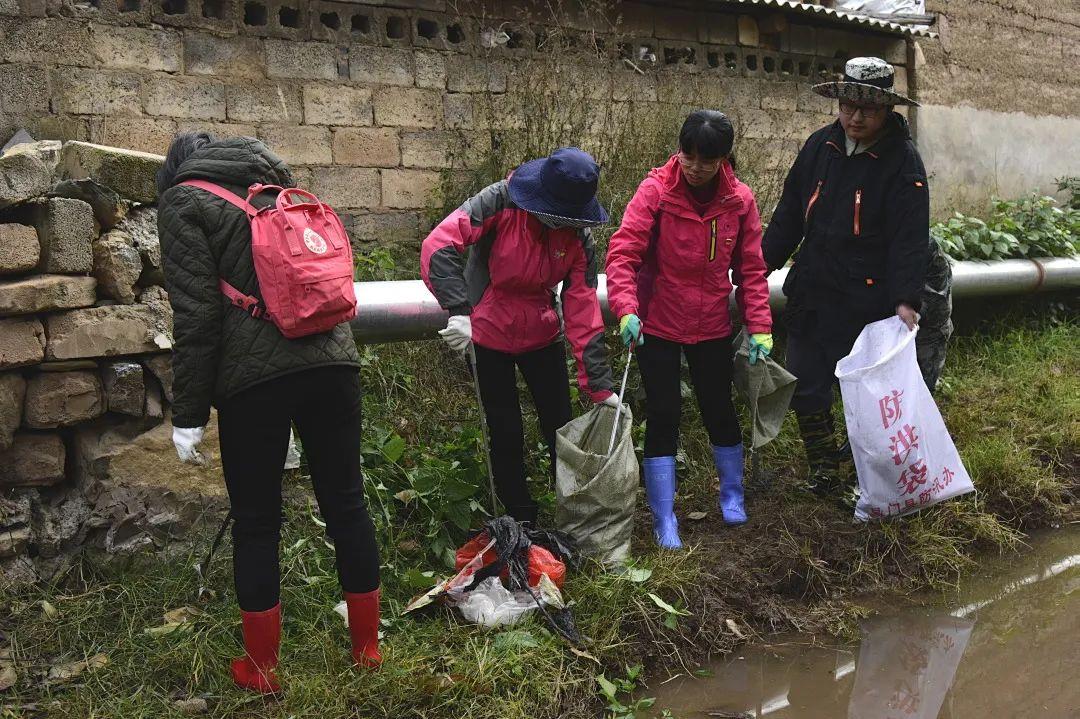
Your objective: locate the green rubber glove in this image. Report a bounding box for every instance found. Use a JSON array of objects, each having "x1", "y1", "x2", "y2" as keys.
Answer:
[
  {"x1": 749, "y1": 333, "x2": 773, "y2": 365},
  {"x1": 618, "y1": 314, "x2": 644, "y2": 347}
]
